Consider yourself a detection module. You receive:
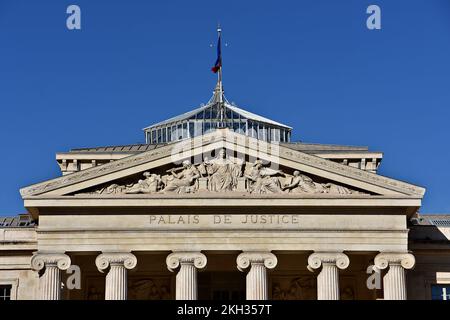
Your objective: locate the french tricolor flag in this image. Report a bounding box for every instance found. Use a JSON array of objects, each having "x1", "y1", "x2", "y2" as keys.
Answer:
[{"x1": 211, "y1": 32, "x2": 222, "y2": 73}]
